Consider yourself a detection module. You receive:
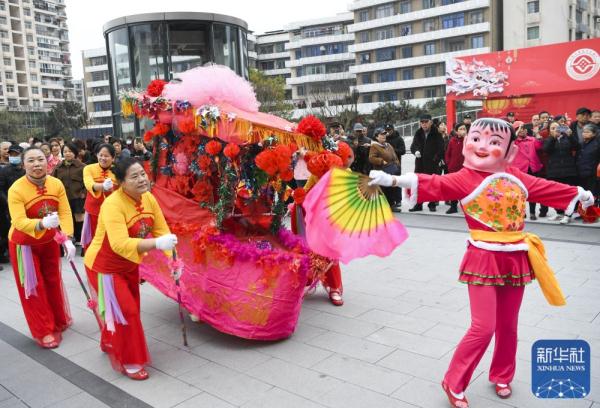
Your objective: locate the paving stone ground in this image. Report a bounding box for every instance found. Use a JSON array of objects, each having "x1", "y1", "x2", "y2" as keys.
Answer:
[{"x1": 0, "y1": 208, "x2": 598, "y2": 408}]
